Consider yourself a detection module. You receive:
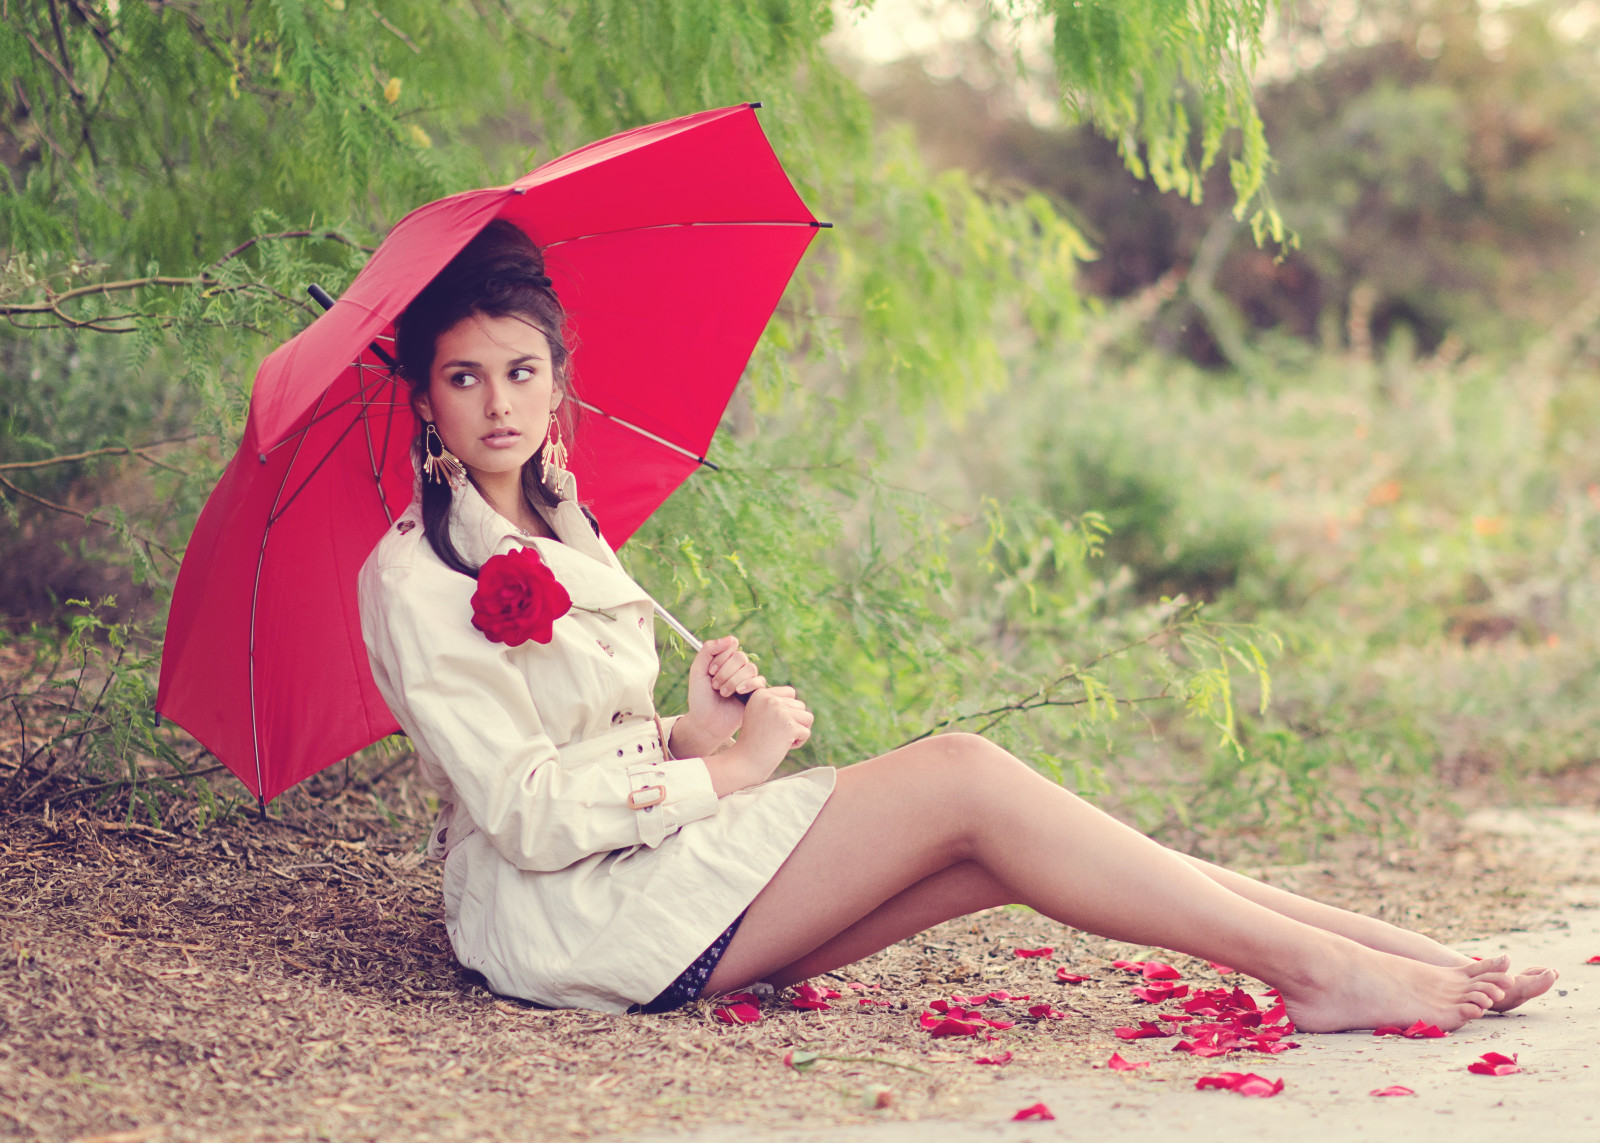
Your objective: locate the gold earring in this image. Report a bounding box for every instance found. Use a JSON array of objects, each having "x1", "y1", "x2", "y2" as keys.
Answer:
[
  {"x1": 541, "y1": 413, "x2": 569, "y2": 483},
  {"x1": 422, "y1": 422, "x2": 467, "y2": 488}
]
